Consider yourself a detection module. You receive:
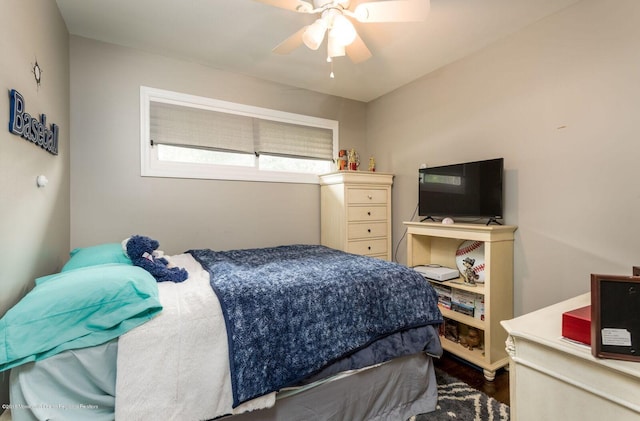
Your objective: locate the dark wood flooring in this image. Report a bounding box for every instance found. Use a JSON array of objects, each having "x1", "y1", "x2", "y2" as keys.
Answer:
[{"x1": 434, "y1": 351, "x2": 510, "y2": 406}]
